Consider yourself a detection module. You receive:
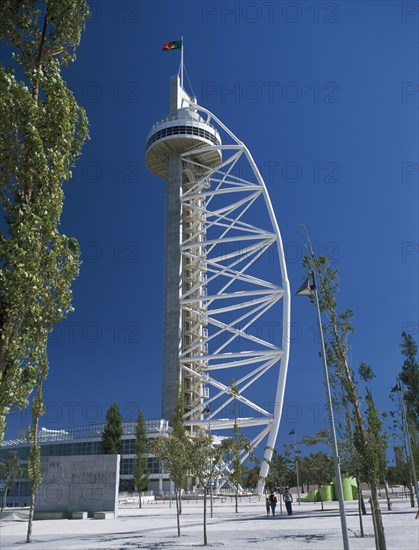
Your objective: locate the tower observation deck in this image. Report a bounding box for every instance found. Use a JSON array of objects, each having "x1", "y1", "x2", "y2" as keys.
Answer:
[{"x1": 145, "y1": 74, "x2": 290, "y2": 494}]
